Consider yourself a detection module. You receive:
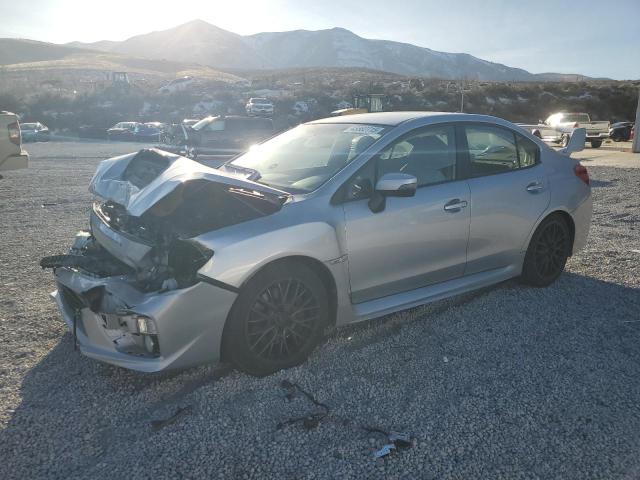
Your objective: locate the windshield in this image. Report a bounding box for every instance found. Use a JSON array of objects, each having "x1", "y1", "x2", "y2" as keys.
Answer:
[{"x1": 226, "y1": 123, "x2": 388, "y2": 193}]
